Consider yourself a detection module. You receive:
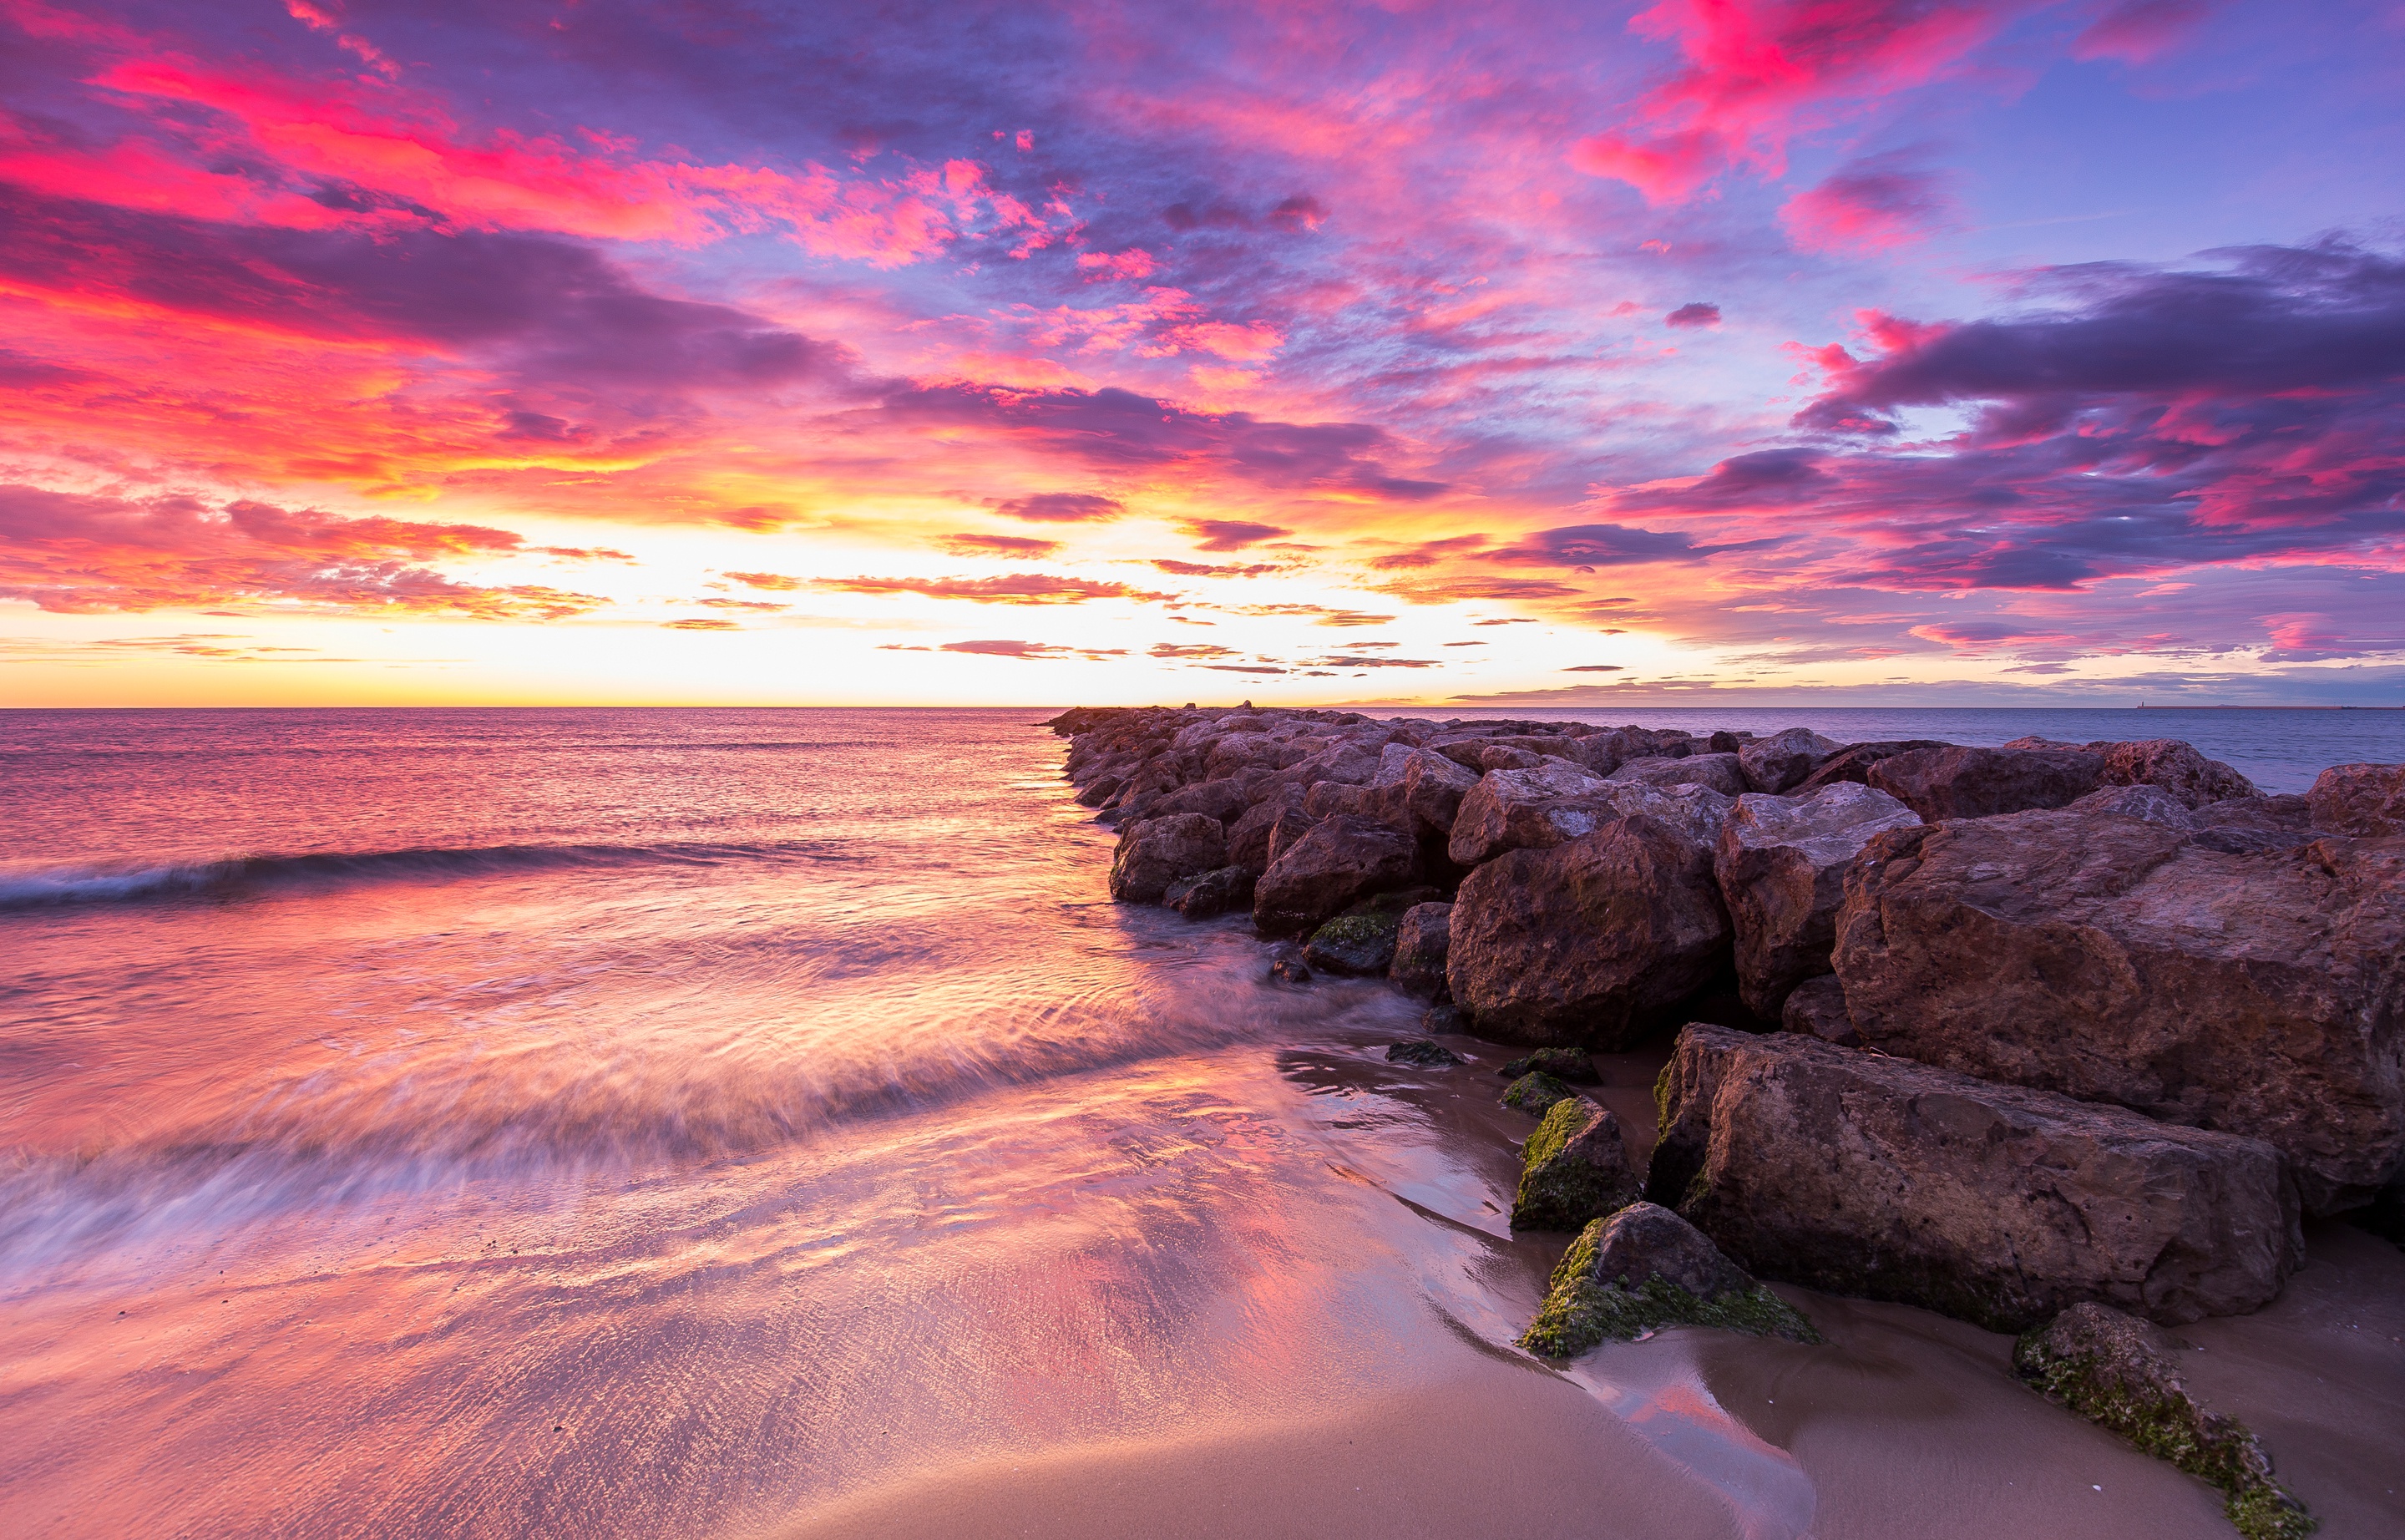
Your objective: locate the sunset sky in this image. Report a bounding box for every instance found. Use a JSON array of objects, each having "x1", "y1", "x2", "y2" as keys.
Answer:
[{"x1": 3, "y1": 0, "x2": 2401, "y2": 707}]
